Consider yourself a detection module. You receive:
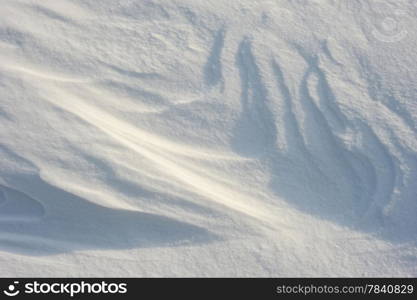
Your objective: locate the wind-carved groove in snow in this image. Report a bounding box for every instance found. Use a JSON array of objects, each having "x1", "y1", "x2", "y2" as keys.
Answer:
[
  {"x1": 270, "y1": 59, "x2": 333, "y2": 186},
  {"x1": 271, "y1": 58, "x2": 327, "y2": 180},
  {"x1": 307, "y1": 62, "x2": 347, "y2": 133},
  {"x1": 302, "y1": 59, "x2": 369, "y2": 208},
  {"x1": 228, "y1": 39, "x2": 356, "y2": 223},
  {"x1": 380, "y1": 99, "x2": 417, "y2": 134},
  {"x1": 357, "y1": 123, "x2": 397, "y2": 220},
  {"x1": 302, "y1": 50, "x2": 407, "y2": 228},
  {"x1": 271, "y1": 45, "x2": 405, "y2": 232},
  {"x1": 231, "y1": 42, "x2": 406, "y2": 231},
  {"x1": 30, "y1": 4, "x2": 75, "y2": 25},
  {"x1": 320, "y1": 40, "x2": 342, "y2": 67},
  {"x1": 271, "y1": 60, "x2": 305, "y2": 152},
  {"x1": 302, "y1": 55, "x2": 404, "y2": 227},
  {"x1": 232, "y1": 38, "x2": 277, "y2": 157},
  {"x1": 385, "y1": 135, "x2": 417, "y2": 236},
  {"x1": 204, "y1": 27, "x2": 225, "y2": 88},
  {"x1": 102, "y1": 62, "x2": 163, "y2": 80},
  {"x1": 98, "y1": 80, "x2": 171, "y2": 108},
  {"x1": 270, "y1": 56, "x2": 366, "y2": 221},
  {"x1": 0, "y1": 26, "x2": 35, "y2": 49}
]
